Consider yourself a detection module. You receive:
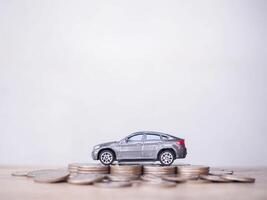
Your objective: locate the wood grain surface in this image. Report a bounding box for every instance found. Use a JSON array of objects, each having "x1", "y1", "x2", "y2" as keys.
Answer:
[{"x1": 1, "y1": 166, "x2": 267, "y2": 200}]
